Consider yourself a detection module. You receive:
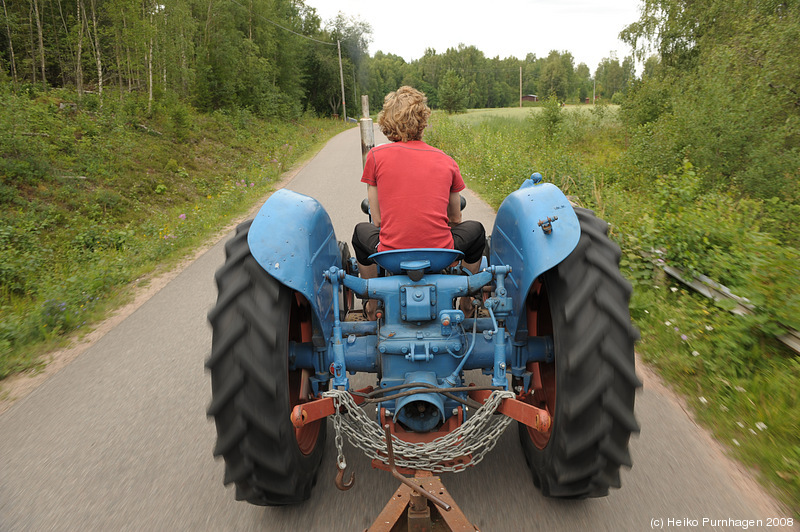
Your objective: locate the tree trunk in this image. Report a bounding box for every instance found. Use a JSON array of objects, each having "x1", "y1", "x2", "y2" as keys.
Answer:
[
  {"x1": 328, "y1": 94, "x2": 341, "y2": 116},
  {"x1": 1, "y1": 0, "x2": 17, "y2": 84},
  {"x1": 122, "y1": 12, "x2": 132, "y2": 92},
  {"x1": 28, "y1": 5, "x2": 35, "y2": 83},
  {"x1": 88, "y1": 0, "x2": 102, "y2": 106},
  {"x1": 31, "y1": 0, "x2": 46, "y2": 87},
  {"x1": 161, "y1": 6, "x2": 166, "y2": 89},
  {"x1": 204, "y1": 0, "x2": 213, "y2": 50},
  {"x1": 51, "y1": 0, "x2": 69, "y2": 86},
  {"x1": 114, "y1": 28, "x2": 123, "y2": 99},
  {"x1": 76, "y1": 0, "x2": 84, "y2": 97},
  {"x1": 180, "y1": 29, "x2": 187, "y2": 92},
  {"x1": 147, "y1": 10, "x2": 153, "y2": 114}
]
